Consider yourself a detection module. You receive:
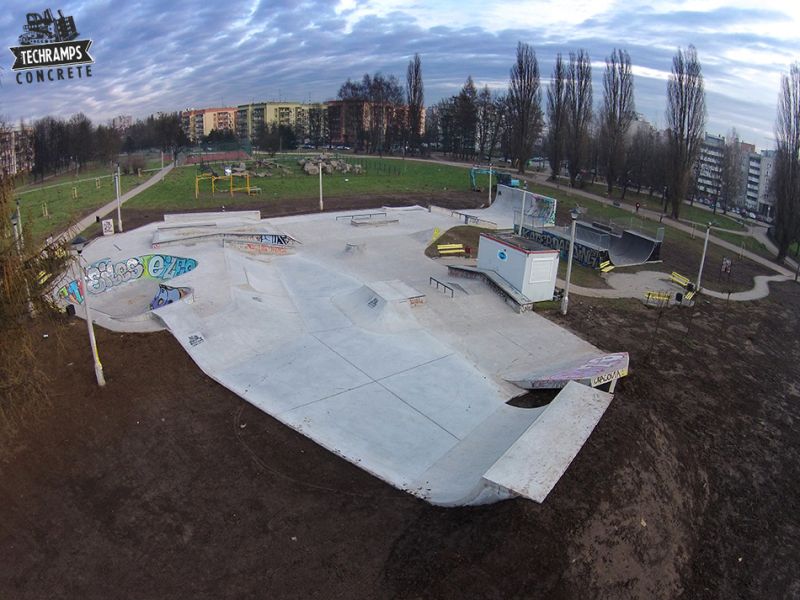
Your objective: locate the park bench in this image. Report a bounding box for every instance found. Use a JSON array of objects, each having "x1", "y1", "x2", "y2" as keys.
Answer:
[
  {"x1": 248, "y1": 187, "x2": 262, "y2": 195},
  {"x1": 599, "y1": 260, "x2": 615, "y2": 273},
  {"x1": 670, "y1": 272, "x2": 698, "y2": 302},
  {"x1": 645, "y1": 290, "x2": 671, "y2": 306},
  {"x1": 437, "y1": 243, "x2": 467, "y2": 256},
  {"x1": 670, "y1": 271, "x2": 693, "y2": 289}
]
